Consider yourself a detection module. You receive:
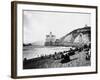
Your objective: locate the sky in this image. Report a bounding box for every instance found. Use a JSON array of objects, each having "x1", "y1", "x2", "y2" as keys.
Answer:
[{"x1": 23, "y1": 10, "x2": 91, "y2": 44}]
